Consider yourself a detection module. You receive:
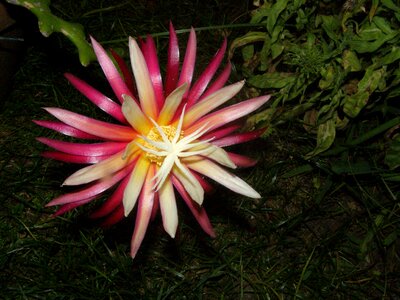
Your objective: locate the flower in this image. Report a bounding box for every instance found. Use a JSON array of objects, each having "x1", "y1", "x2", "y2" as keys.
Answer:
[{"x1": 35, "y1": 23, "x2": 271, "y2": 258}]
